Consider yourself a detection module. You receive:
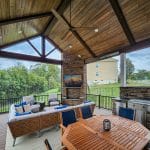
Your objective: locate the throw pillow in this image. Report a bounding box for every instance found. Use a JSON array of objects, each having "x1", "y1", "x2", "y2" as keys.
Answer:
[
  {"x1": 23, "y1": 104, "x2": 31, "y2": 112},
  {"x1": 15, "y1": 106, "x2": 23, "y2": 113}
]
